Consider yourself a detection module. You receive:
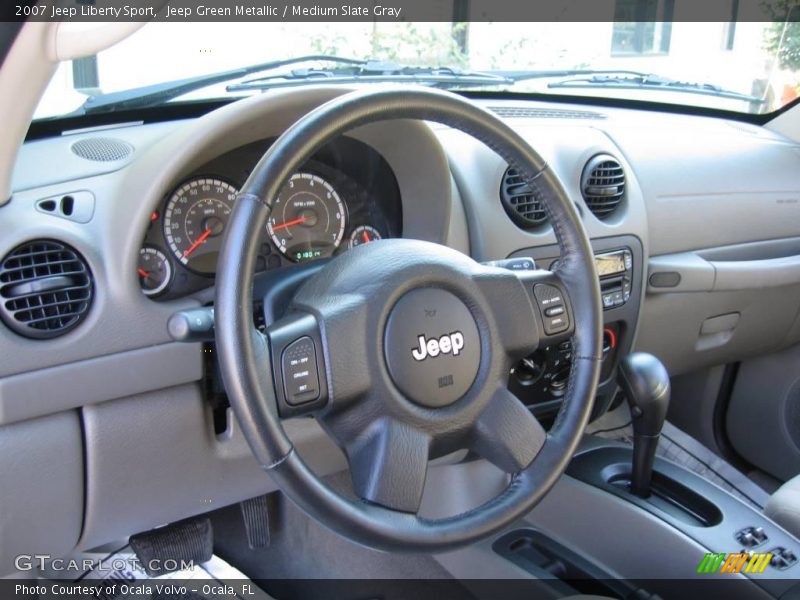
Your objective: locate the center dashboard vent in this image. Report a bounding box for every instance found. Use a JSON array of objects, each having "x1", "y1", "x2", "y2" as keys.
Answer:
[
  {"x1": 0, "y1": 240, "x2": 93, "y2": 339},
  {"x1": 581, "y1": 155, "x2": 625, "y2": 220},
  {"x1": 500, "y1": 167, "x2": 548, "y2": 228}
]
